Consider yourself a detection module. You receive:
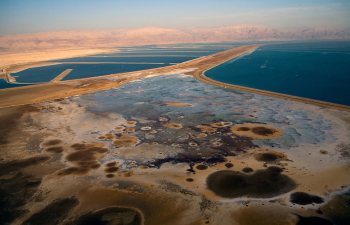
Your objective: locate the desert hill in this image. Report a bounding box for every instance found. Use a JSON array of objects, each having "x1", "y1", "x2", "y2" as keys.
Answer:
[{"x1": 1, "y1": 25, "x2": 349, "y2": 53}]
